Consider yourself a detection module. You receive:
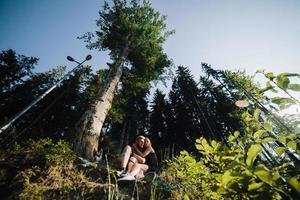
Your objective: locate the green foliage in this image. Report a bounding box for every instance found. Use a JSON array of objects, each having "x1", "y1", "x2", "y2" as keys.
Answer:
[
  {"x1": 0, "y1": 49, "x2": 38, "y2": 93},
  {"x1": 80, "y1": 0, "x2": 173, "y2": 81},
  {"x1": 161, "y1": 108, "x2": 300, "y2": 199},
  {"x1": 12, "y1": 138, "x2": 75, "y2": 166},
  {"x1": 0, "y1": 48, "x2": 94, "y2": 142},
  {"x1": 288, "y1": 84, "x2": 300, "y2": 92},
  {"x1": 256, "y1": 70, "x2": 300, "y2": 111}
]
